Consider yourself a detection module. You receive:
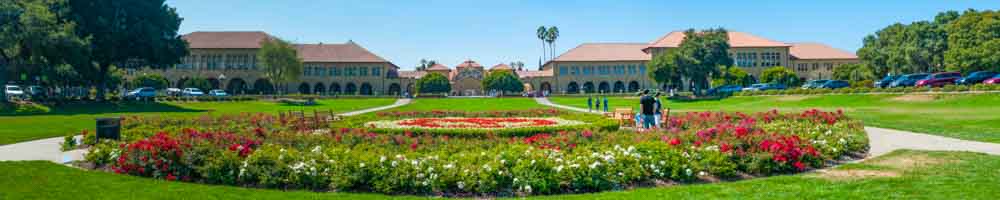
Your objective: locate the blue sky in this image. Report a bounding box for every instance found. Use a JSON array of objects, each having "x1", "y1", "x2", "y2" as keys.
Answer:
[{"x1": 166, "y1": 0, "x2": 996, "y2": 70}]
